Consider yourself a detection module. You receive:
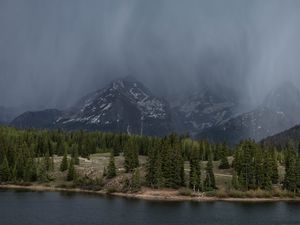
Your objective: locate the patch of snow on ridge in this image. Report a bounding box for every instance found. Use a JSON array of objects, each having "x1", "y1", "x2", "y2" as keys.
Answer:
[
  {"x1": 138, "y1": 98, "x2": 166, "y2": 119},
  {"x1": 91, "y1": 115, "x2": 101, "y2": 124},
  {"x1": 102, "y1": 103, "x2": 112, "y2": 111}
]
